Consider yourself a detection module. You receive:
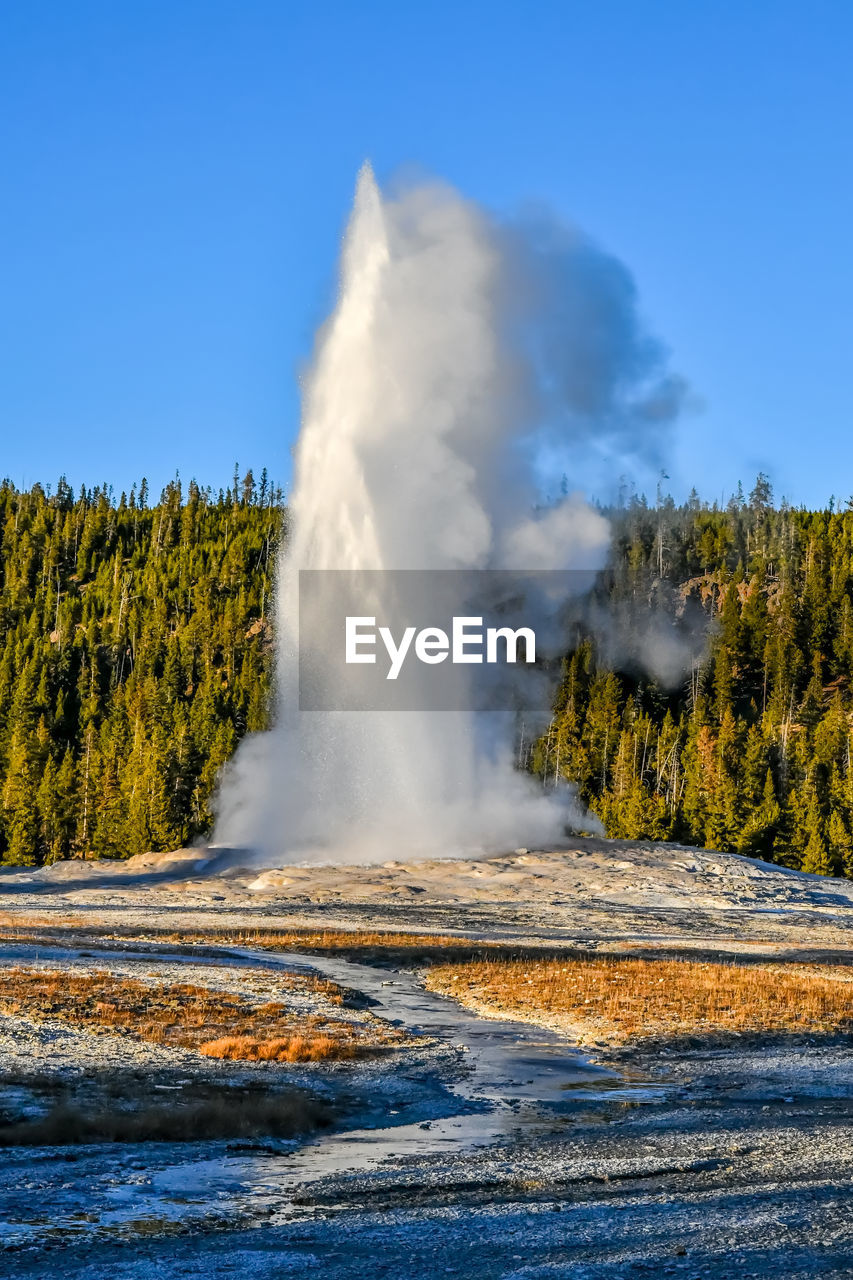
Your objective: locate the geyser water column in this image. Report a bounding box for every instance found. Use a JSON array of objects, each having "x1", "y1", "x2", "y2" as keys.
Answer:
[{"x1": 214, "y1": 164, "x2": 684, "y2": 863}]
